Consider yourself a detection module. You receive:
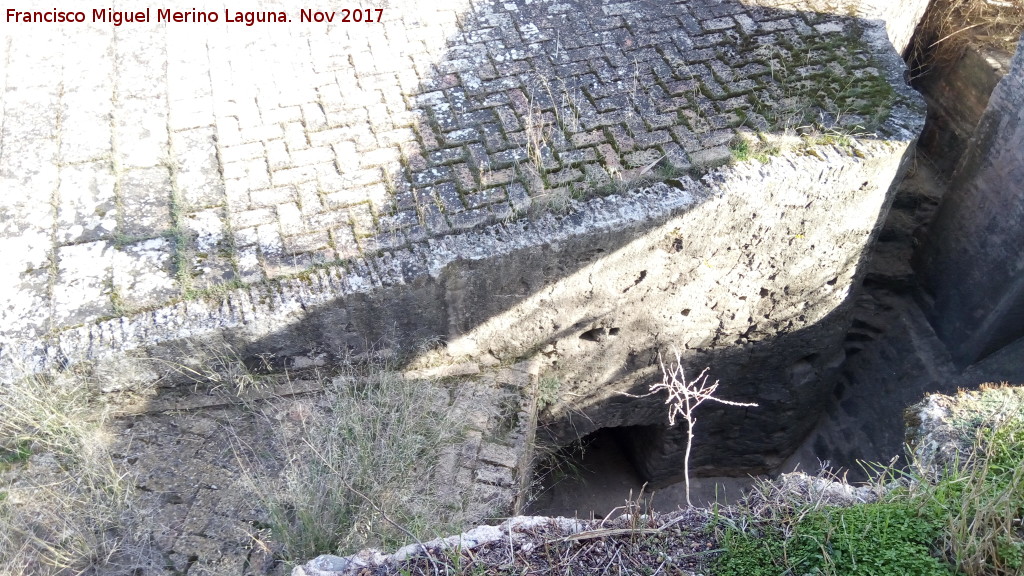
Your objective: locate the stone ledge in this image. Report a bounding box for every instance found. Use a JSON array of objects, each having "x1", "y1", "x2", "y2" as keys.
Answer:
[{"x1": 1, "y1": 0, "x2": 925, "y2": 347}]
